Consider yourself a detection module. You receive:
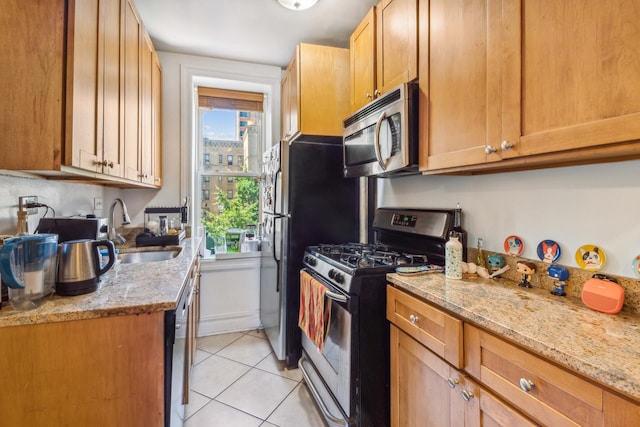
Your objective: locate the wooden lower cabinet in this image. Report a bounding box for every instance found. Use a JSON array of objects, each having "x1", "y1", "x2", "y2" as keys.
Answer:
[
  {"x1": 0, "y1": 312, "x2": 165, "y2": 426},
  {"x1": 390, "y1": 324, "x2": 534, "y2": 427},
  {"x1": 388, "y1": 286, "x2": 640, "y2": 426}
]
